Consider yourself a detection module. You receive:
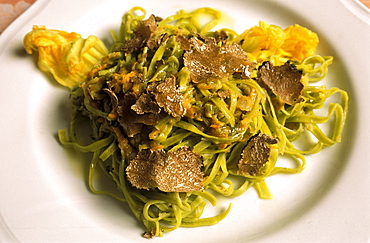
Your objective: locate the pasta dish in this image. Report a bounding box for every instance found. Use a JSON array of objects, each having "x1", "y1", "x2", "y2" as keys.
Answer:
[{"x1": 23, "y1": 7, "x2": 348, "y2": 238}]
